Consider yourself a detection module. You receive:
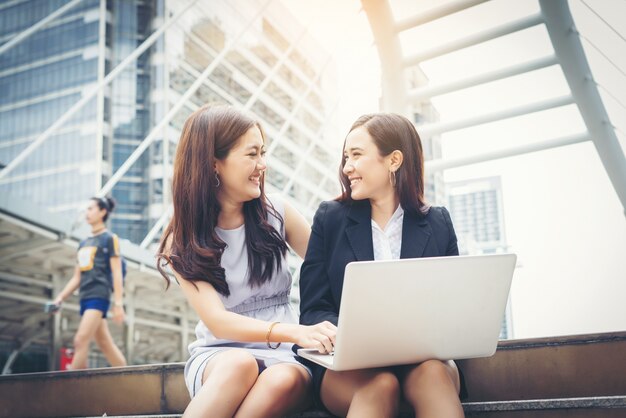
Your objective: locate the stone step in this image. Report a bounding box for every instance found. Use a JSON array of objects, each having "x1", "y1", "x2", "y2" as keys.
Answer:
[
  {"x1": 463, "y1": 395, "x2": 626, "y2": 417},
  {"x1": 76, "y1": 396, "x2": 626, "y2": 418},
  {"x1": 62, "y1": 397, "x2": 626, "y2": 418},
  {"x1": 1, "y1": 332, "x2": 624, "y2": 418},
  {"x1": 457, "y1": 331, "x2": 626, "y2": 402}
]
